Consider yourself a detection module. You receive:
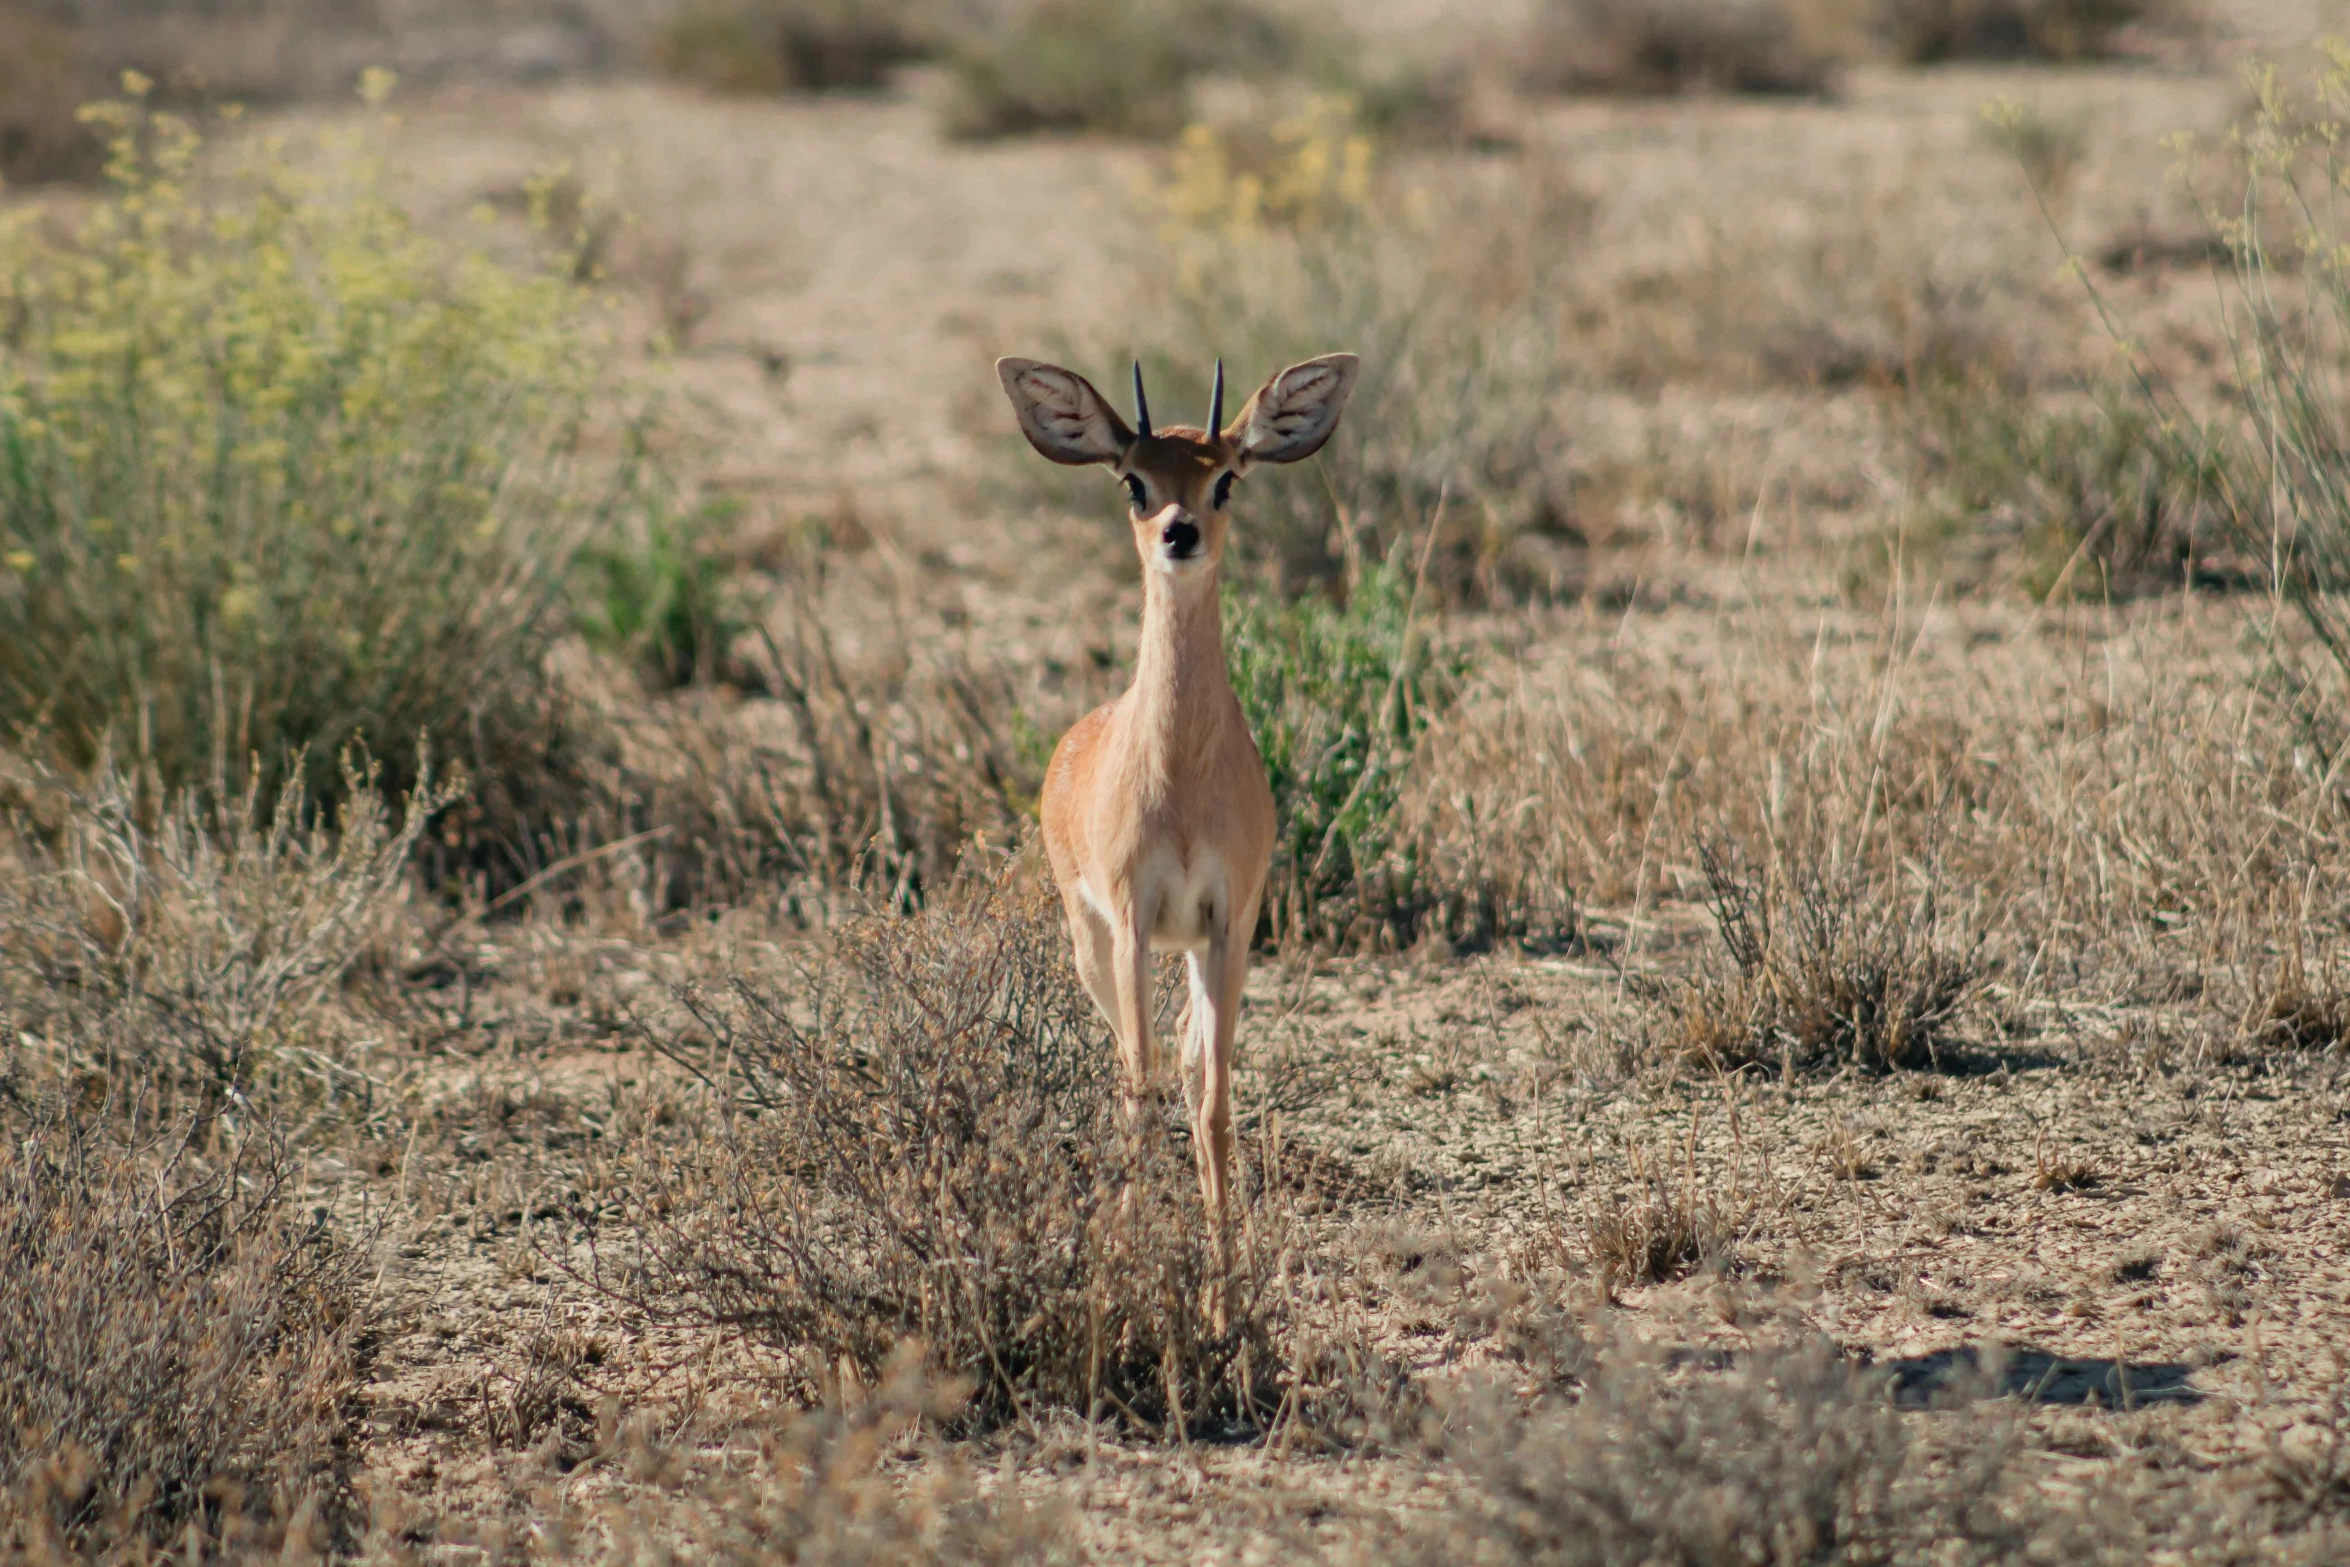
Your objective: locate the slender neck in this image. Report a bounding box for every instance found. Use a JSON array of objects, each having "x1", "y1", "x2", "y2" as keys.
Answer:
[{"x1": 1129, "y1": 566, "x2": 1229, "y2": 760}]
